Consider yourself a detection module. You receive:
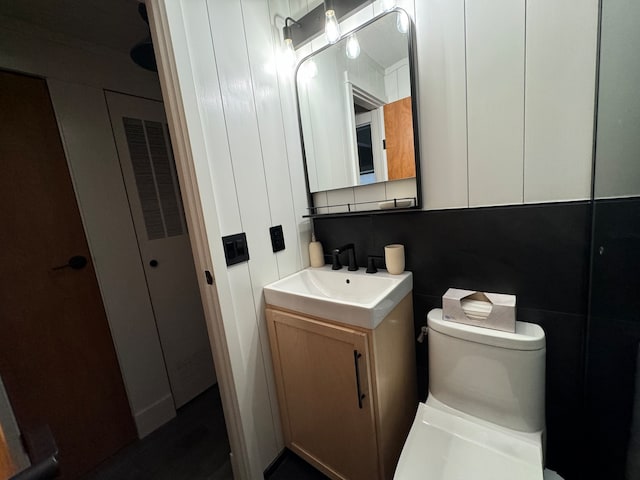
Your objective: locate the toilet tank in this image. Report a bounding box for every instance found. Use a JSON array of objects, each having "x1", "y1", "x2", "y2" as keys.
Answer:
[{"x1": 427, "y1": 308, "x2": 546, "y2": 433}]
